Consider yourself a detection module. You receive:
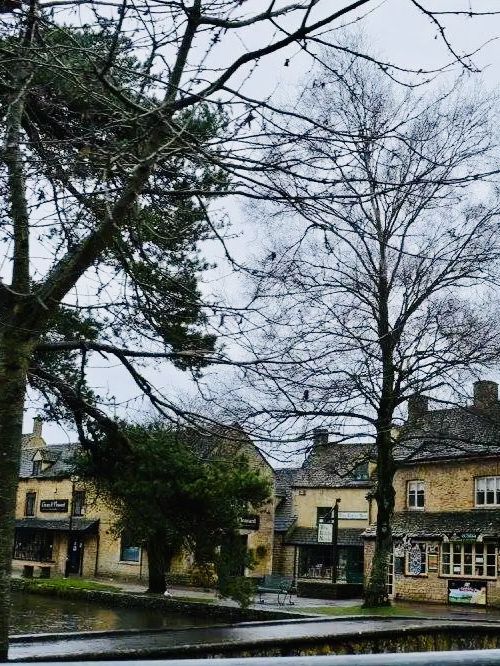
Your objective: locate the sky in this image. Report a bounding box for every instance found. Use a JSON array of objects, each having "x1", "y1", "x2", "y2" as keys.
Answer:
[{"x1": 24, "y1": 0, "x2": 500, "y2": 448}]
